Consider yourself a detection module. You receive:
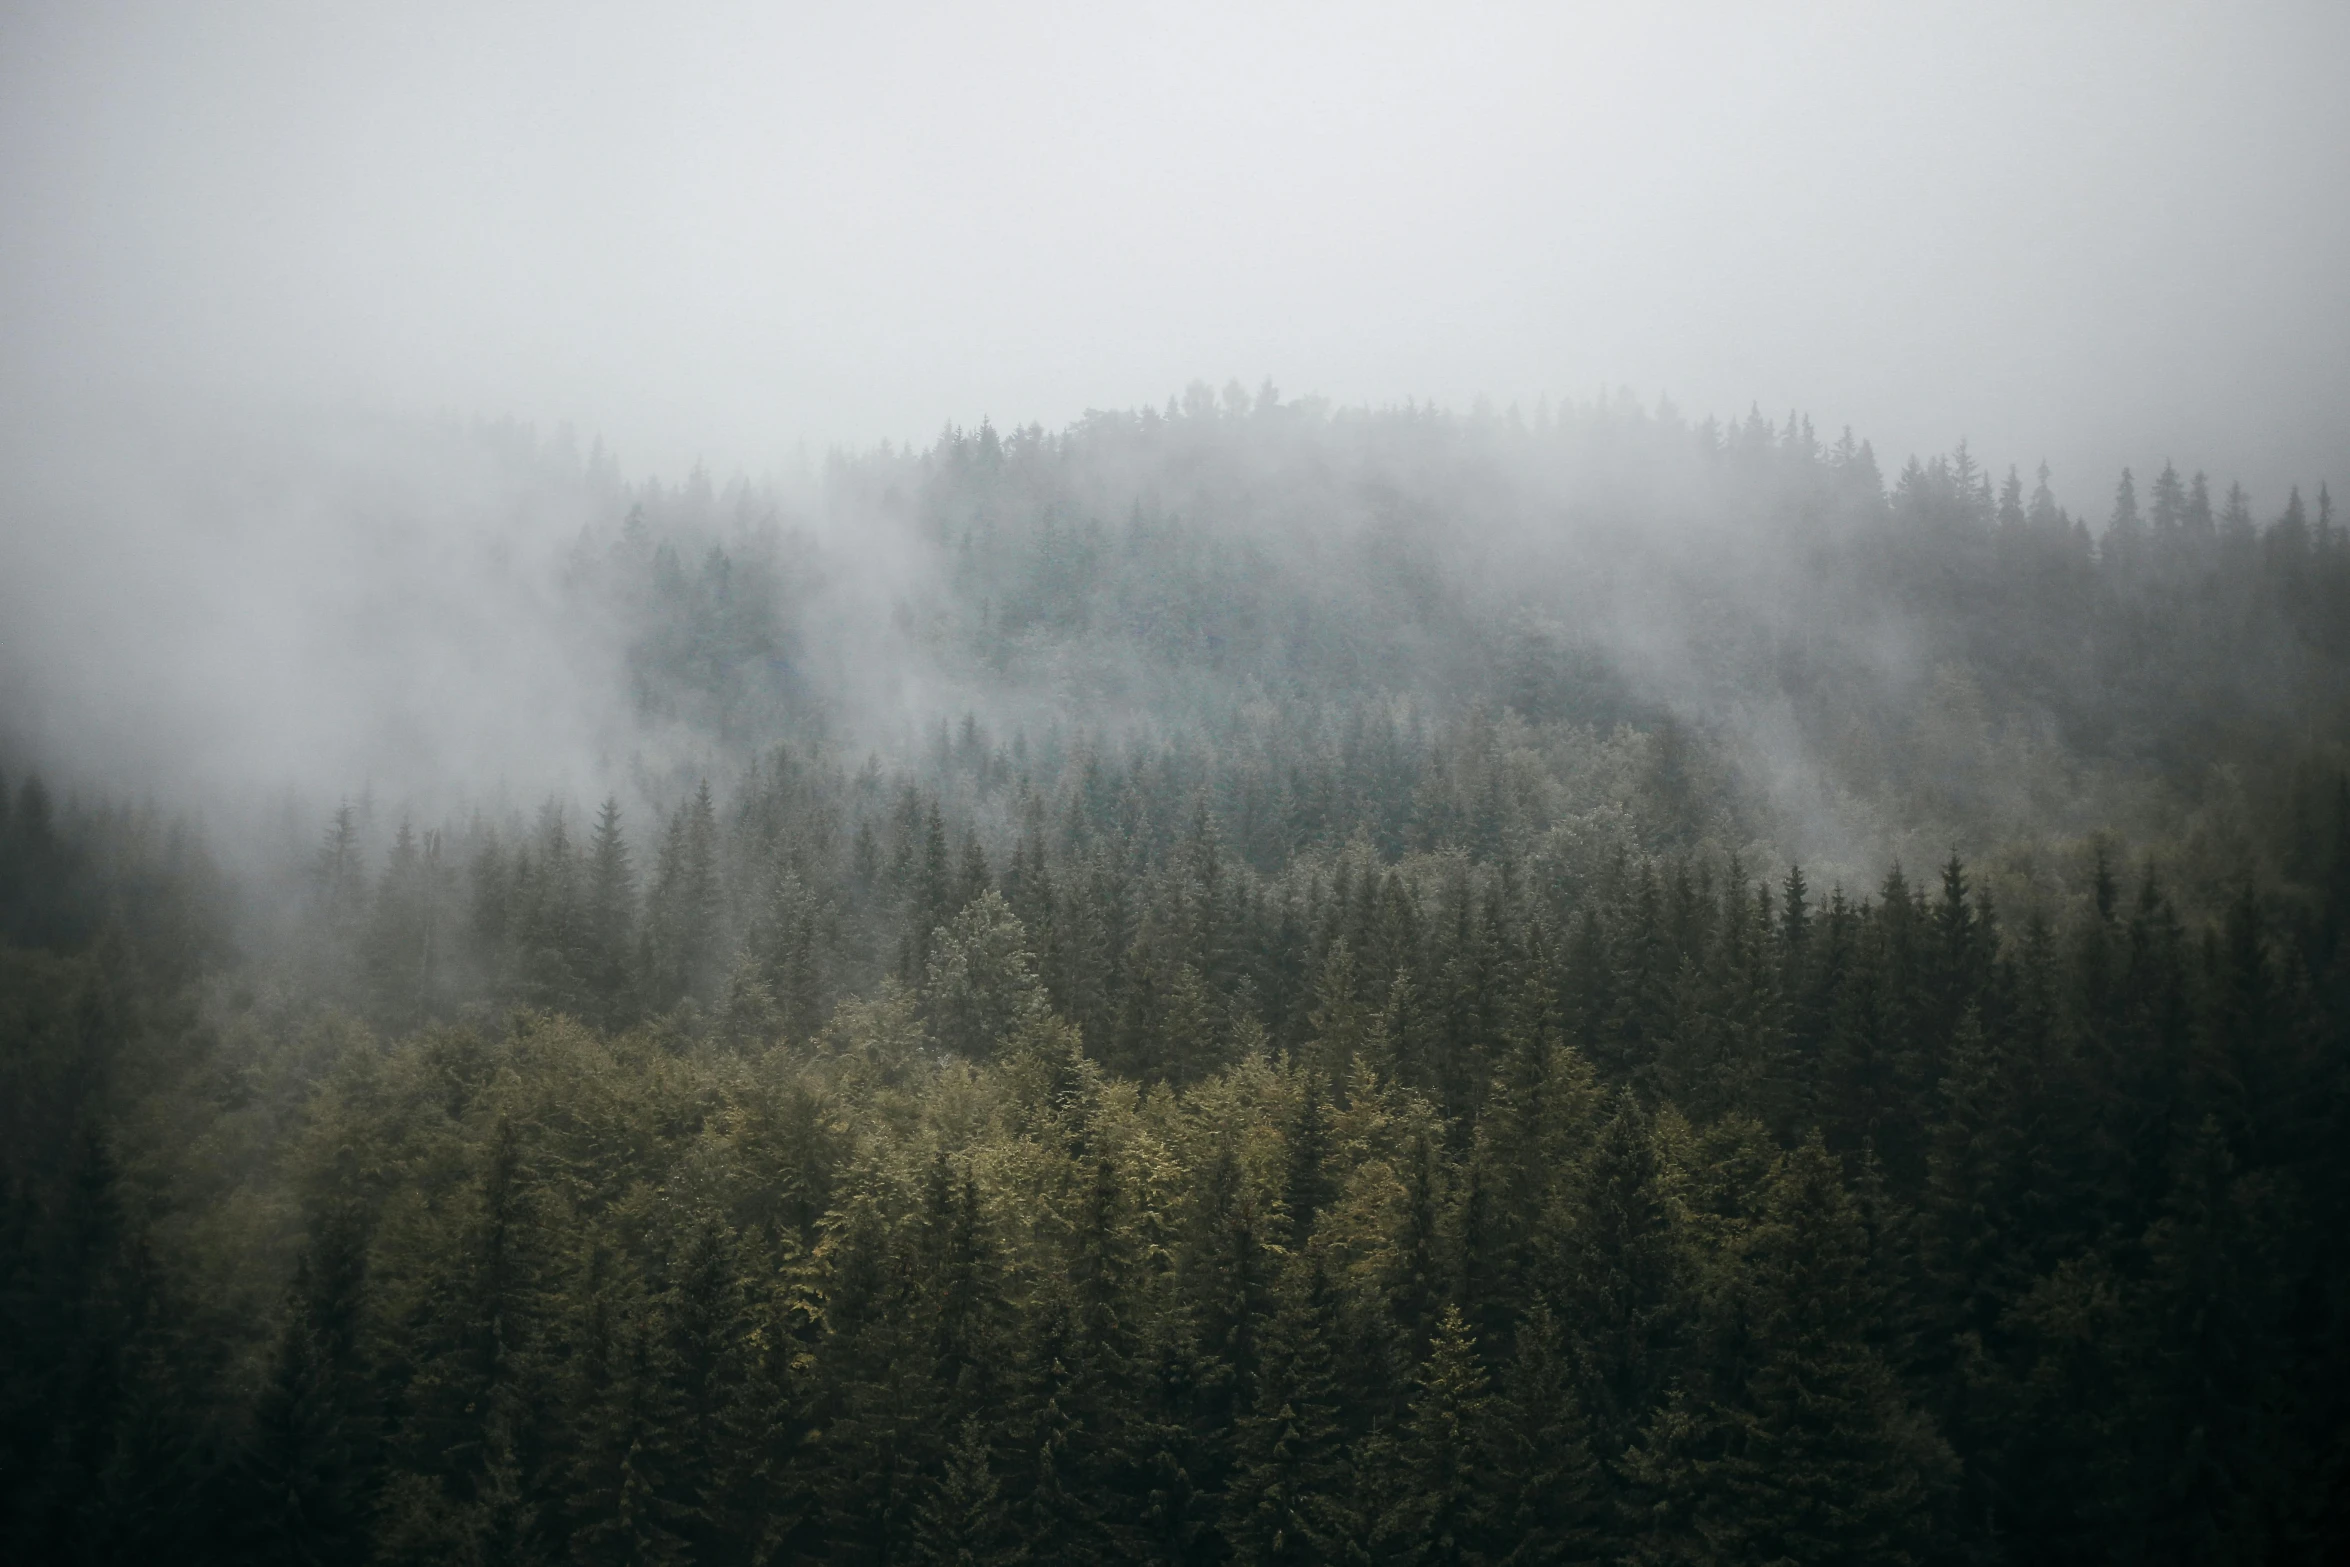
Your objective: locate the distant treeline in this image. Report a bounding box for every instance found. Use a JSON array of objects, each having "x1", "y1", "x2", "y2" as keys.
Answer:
[{"x1": 605, "y1": 401, "x2": 2350, "y2": 801}]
